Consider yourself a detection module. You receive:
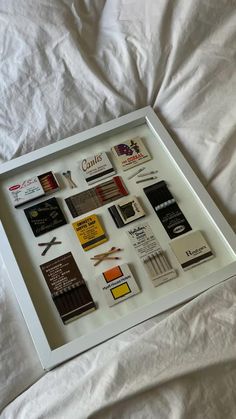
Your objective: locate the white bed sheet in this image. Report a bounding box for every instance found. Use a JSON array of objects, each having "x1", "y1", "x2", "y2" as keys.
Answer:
[
  {"x1": 1, "y1": 0, "x2": 236, "y2": 416},
  {"x1": 3, "y1": 276, "x2": 236, "y2": 419}
]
